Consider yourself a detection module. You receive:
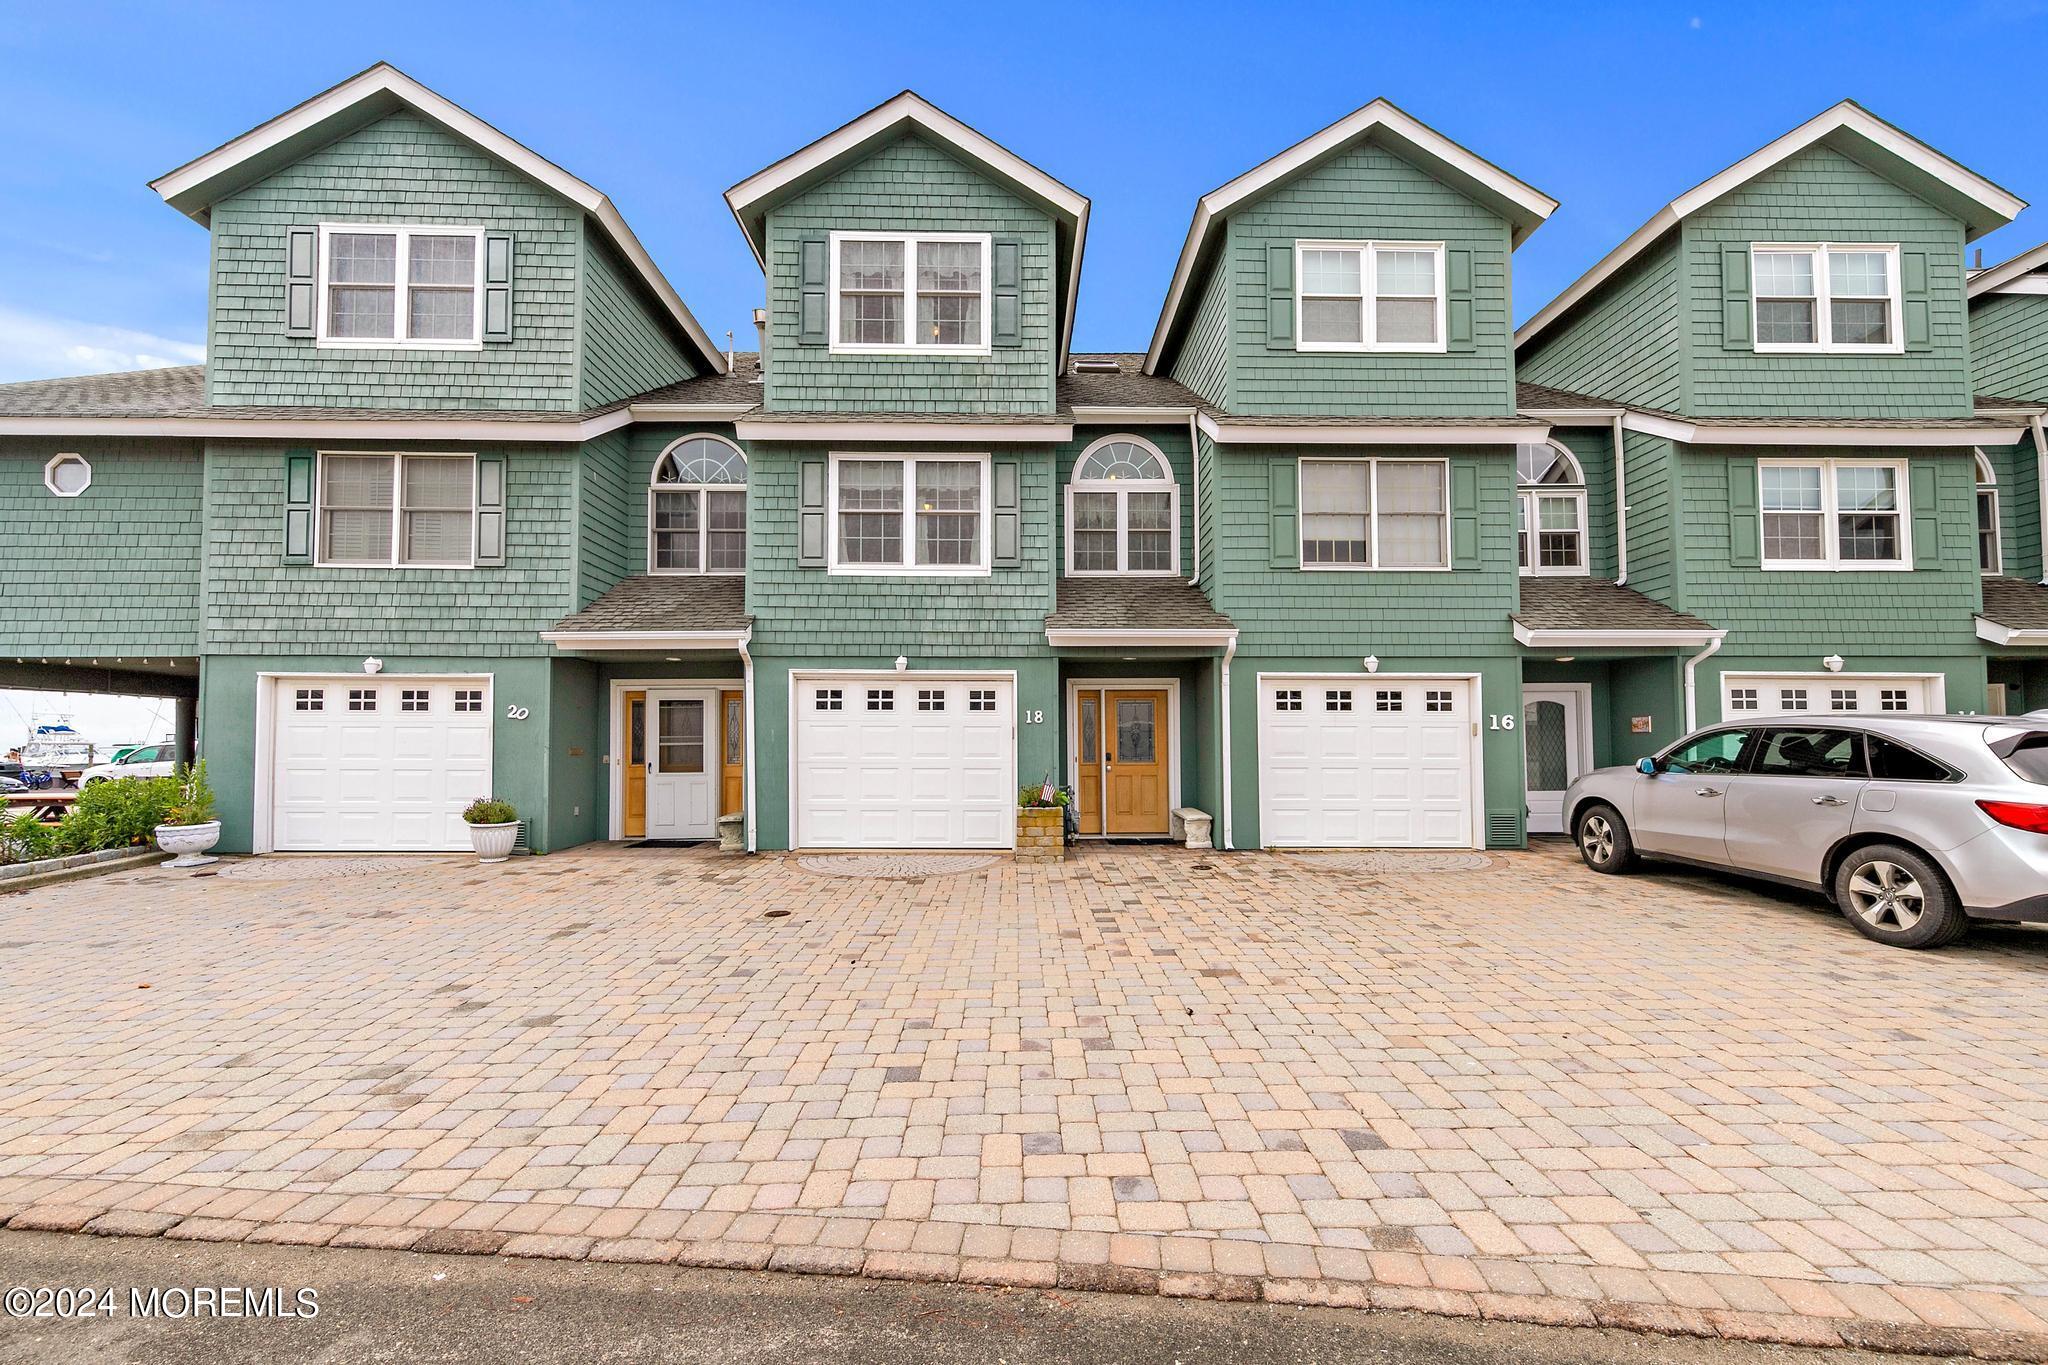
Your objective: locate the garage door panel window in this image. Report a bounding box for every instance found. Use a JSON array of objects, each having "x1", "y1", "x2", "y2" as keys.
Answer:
[
  {"x1": 318, "y1": 453, "x2": 476, "y2": 568},
  {"x1": 1759, "y1": 459, "x2": 1908, "y2": 569},
  {"x1": 831, "y1": 455, "x2": 988, "y2": 574},
  {"x1": 1301, "y1": 459, "x2": 1448, "y2": 570}
]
